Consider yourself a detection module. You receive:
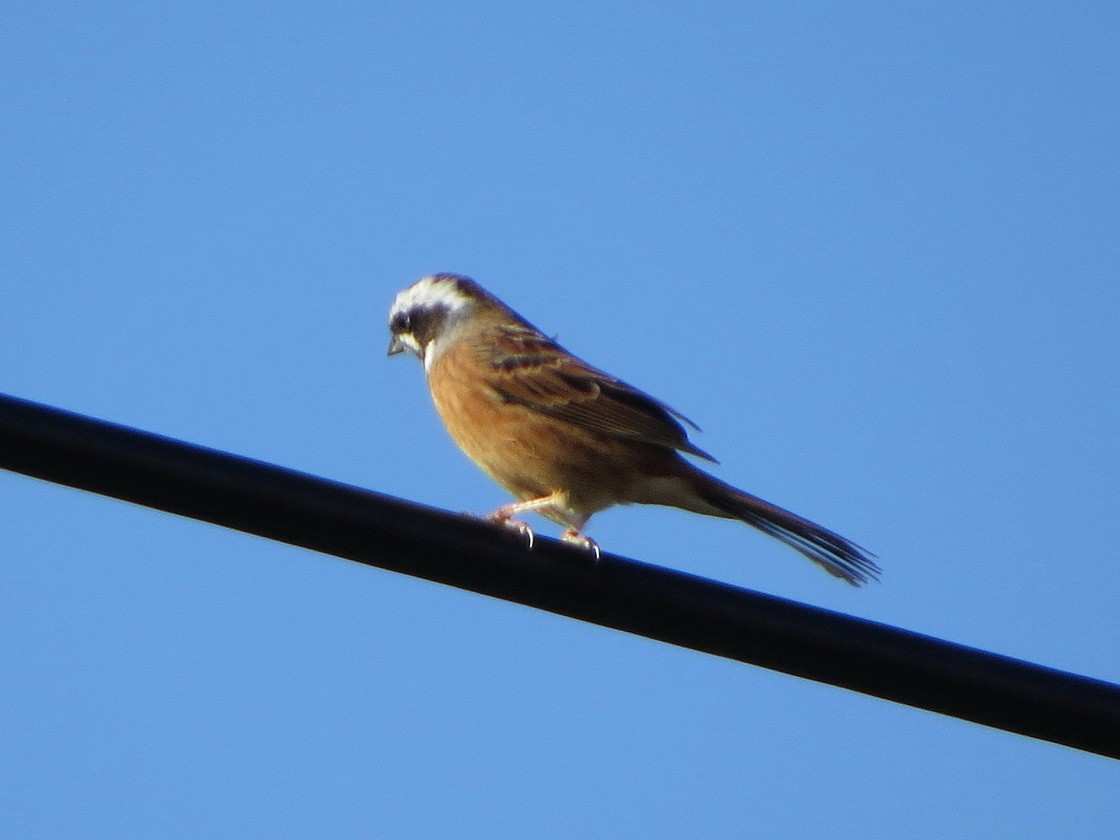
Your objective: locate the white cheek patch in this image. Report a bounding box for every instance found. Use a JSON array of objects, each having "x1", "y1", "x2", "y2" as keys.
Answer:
[
  {"x1": 397, "y1": 333, "x2": 422, "y2": 358},
  {"x1": 423, "y1": 332, "x2": 452, "y2": 373}
]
